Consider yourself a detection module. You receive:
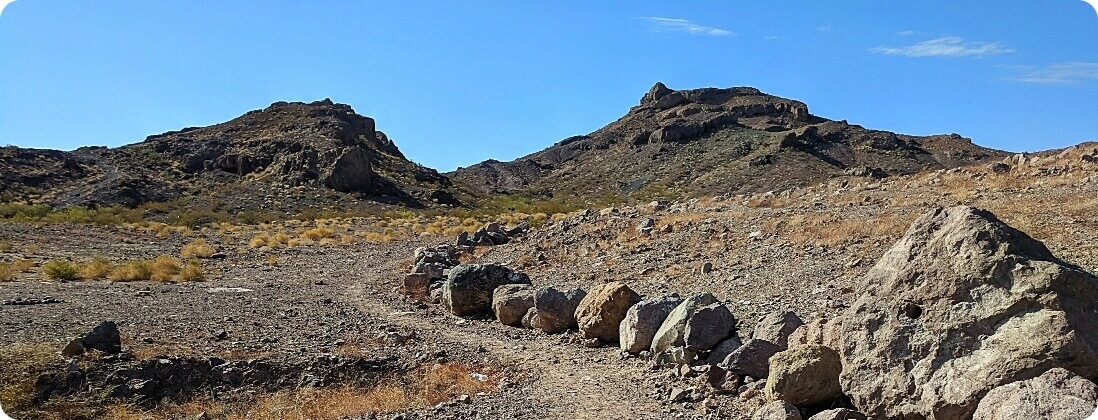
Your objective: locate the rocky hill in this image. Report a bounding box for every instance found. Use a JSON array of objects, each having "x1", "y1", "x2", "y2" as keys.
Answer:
[
  {"x1": 450, "y1": 83, "x2": 1008, "y2": 202},
  {"x1": 0, "y1": 99, "x2": 461, "y2": 214}
]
